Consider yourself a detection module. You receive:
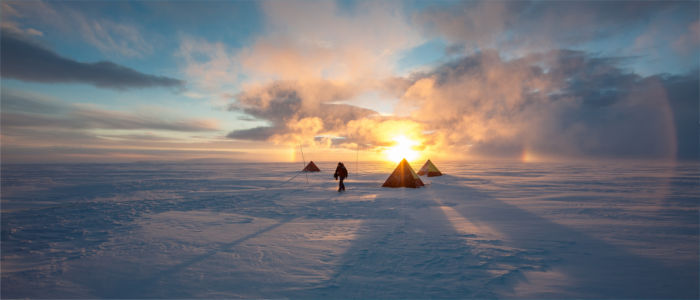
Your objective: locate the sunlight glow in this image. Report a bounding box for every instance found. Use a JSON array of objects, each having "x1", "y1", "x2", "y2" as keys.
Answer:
[{"x1": 383, "y1": 135, "x2": 419, "y2": 162}]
